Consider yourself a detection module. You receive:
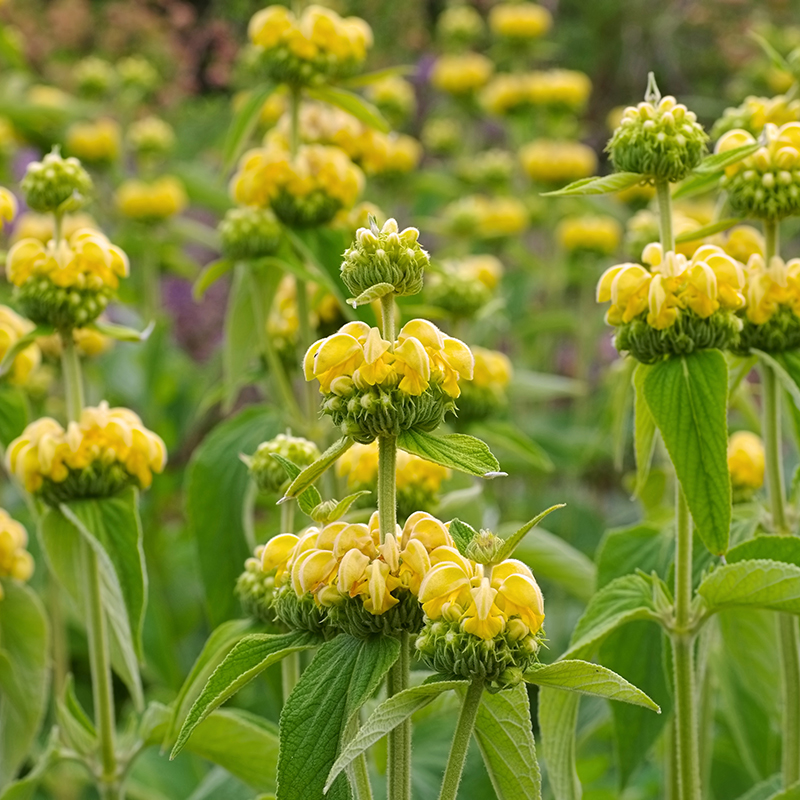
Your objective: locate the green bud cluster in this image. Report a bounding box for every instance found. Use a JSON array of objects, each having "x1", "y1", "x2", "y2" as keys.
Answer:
[
  {"x1": 327, "y1": 590, "x2": 424, "y2": 639},
  {"x1": 271, "y1": 188, "x2": 343, "y2": 228},
  {"x1": 607, "y1": 77, "x2": 707, "y2": 183},
  {"x1": 465, "y1": 530, "x2": 507, "y2": 565},
  {"x1": 456, "y1": 149, "x2": 514, "y2": 187},
  {"x1": 127, "y1": 117, "x2": 176, "y2": 159},
  {"x1": 437, "y1": 5, "x2": 484, "y2": 48},
  {"x1": 220, "y1": 206, "x2": 283, "y2": 261},
  {"x1": 248, "y1": 433, "x2": 321, "y2": 494},
  {"x1": 321, "y1": 380, "x2": 456, "y2": 444},
  {"x1": 38, "y1": 462, "x2": 139, "y2": 506},
  {"x1": 74, "y1": 57, "x2": 115, "y2": 99},
  {"x1": 731, "y1": 305, "x2": 800, "y2": 356},
  {"x1": 422, "y1": 118, "x2": 463, "y2": 157},
  {"x1": 722, "y1": 167, "x2": 800, "y2": 221},
  {"x1": 16, "y1": 278, "x2": 112, "y2": 330},
  {"x1": 272, "y1": 584, "x2": 333, "y2": 637},
  {"x1": 614, "y1": 309, "x2": 742, "y2": 364},
  {"x1": 21, "y1": 150, "x2": 93, "y2": 213},
  {"x1": 415, "y1": 618, "x2": 540, "y2": 692},
  {"x1": 340, "y1": 218, "x2": 428, "y2": 300},
  {"x1": 235, "y1": 551, "x2": 276, "y2": 623},
  {"x1": 426, "y1": 273, "x2": 493, "y2": 318},
  {"x1": 456, "y1": 383, "x2": 508, "y2": 422}
]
